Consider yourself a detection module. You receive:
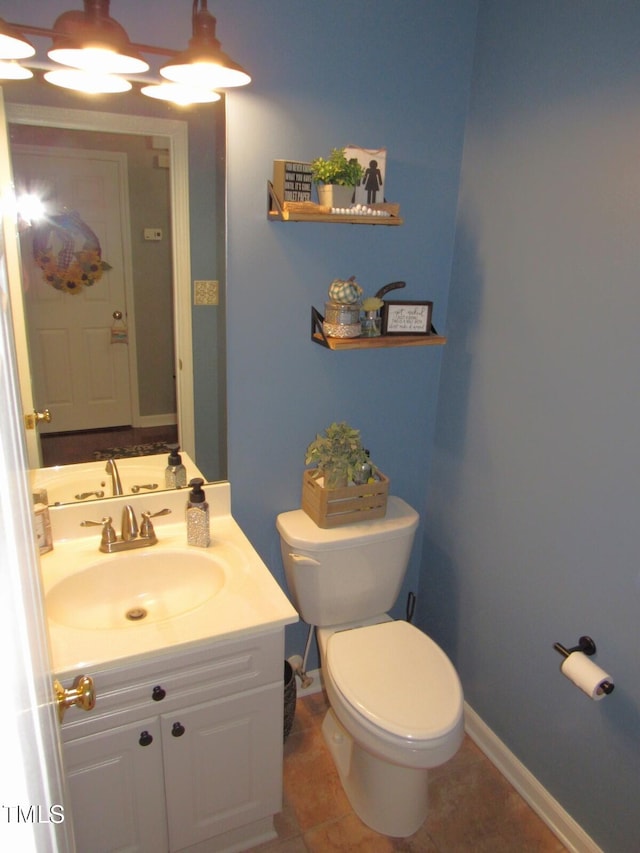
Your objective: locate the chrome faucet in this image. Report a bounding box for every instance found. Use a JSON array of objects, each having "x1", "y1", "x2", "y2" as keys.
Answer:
[
  {"x1": 81, "y1": 507, "x2": 171, "y2": 553},
  {"x1": 105, "y1": 457, "x2": 123, "y2": 496}
]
